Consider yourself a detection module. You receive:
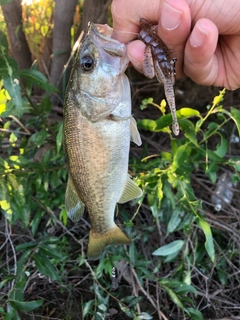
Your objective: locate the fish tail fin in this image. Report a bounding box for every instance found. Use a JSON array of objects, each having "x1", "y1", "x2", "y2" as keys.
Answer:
[{"x1": 87, "y1": 224, "x2": 131, "y2": 260}]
